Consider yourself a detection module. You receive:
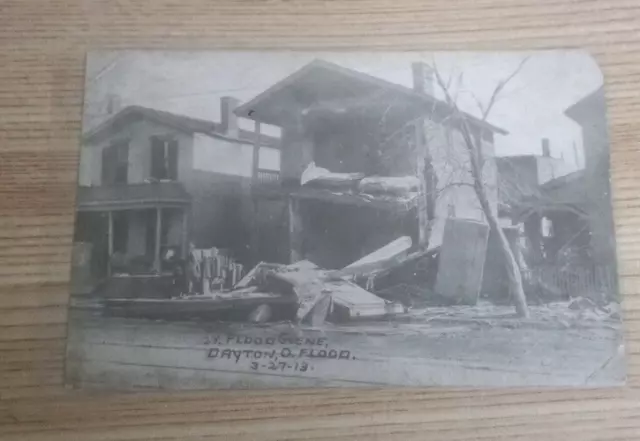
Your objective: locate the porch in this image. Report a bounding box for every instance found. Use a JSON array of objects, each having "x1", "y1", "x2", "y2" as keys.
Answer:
[{"x1": 74, "y1": 182, "x2": 191, "y2": 283}]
